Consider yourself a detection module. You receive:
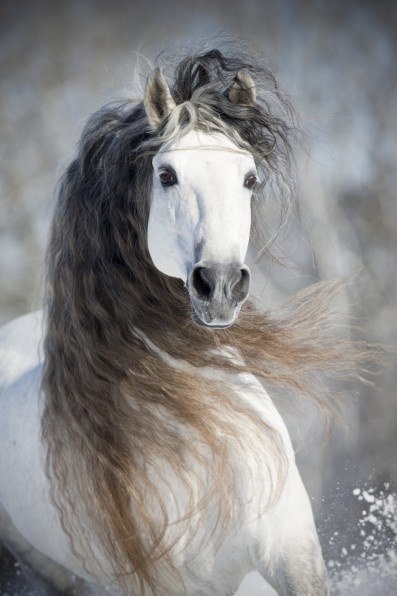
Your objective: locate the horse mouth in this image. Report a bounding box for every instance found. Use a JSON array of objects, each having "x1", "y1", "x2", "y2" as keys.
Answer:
[
  {"x1": 190, "y1": 302, "x2": 237, "y2": 329},
  {"x1": 191, "y1": 312, "x2": 233, "y2": 329}
]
